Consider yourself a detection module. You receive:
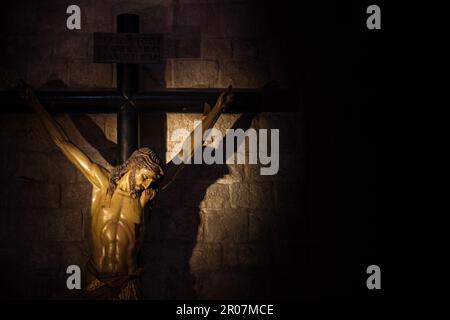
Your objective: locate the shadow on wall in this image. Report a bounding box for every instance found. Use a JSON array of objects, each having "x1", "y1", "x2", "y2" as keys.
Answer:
[
  {"x1": 70, "y1": 111, "x2": 257, "y2": 299},
  {"x1": 70, "y1": 115, "x2": 117, "y2": 167}
]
